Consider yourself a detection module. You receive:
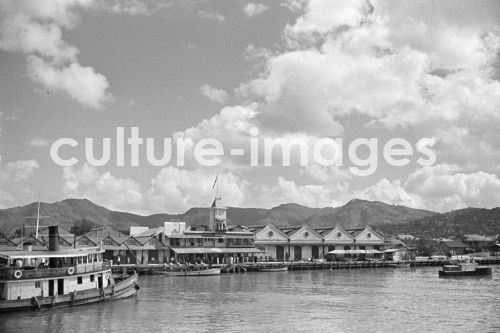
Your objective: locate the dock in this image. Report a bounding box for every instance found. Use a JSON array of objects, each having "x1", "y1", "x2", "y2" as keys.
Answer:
[{"x1": 112, "y1": 256, "x2": 500, "y2": 275}]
